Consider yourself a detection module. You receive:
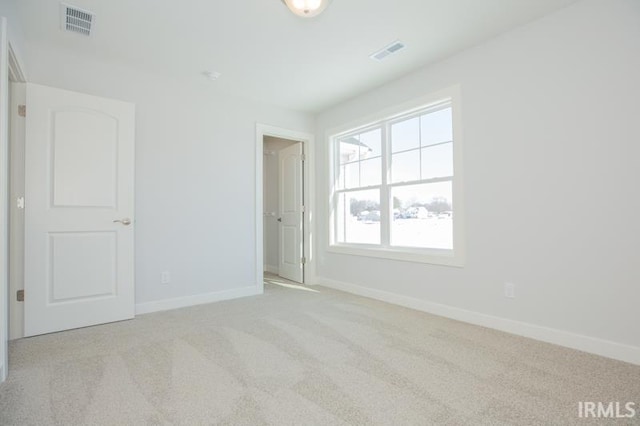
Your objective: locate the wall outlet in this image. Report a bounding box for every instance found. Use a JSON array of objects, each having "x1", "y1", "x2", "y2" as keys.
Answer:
[
  {"x1": 161, "y1": 271, "x2": 171, "y2": 285},
  {"x1": 504, "y1": 282, "x2": 515, "y2": 299}
]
